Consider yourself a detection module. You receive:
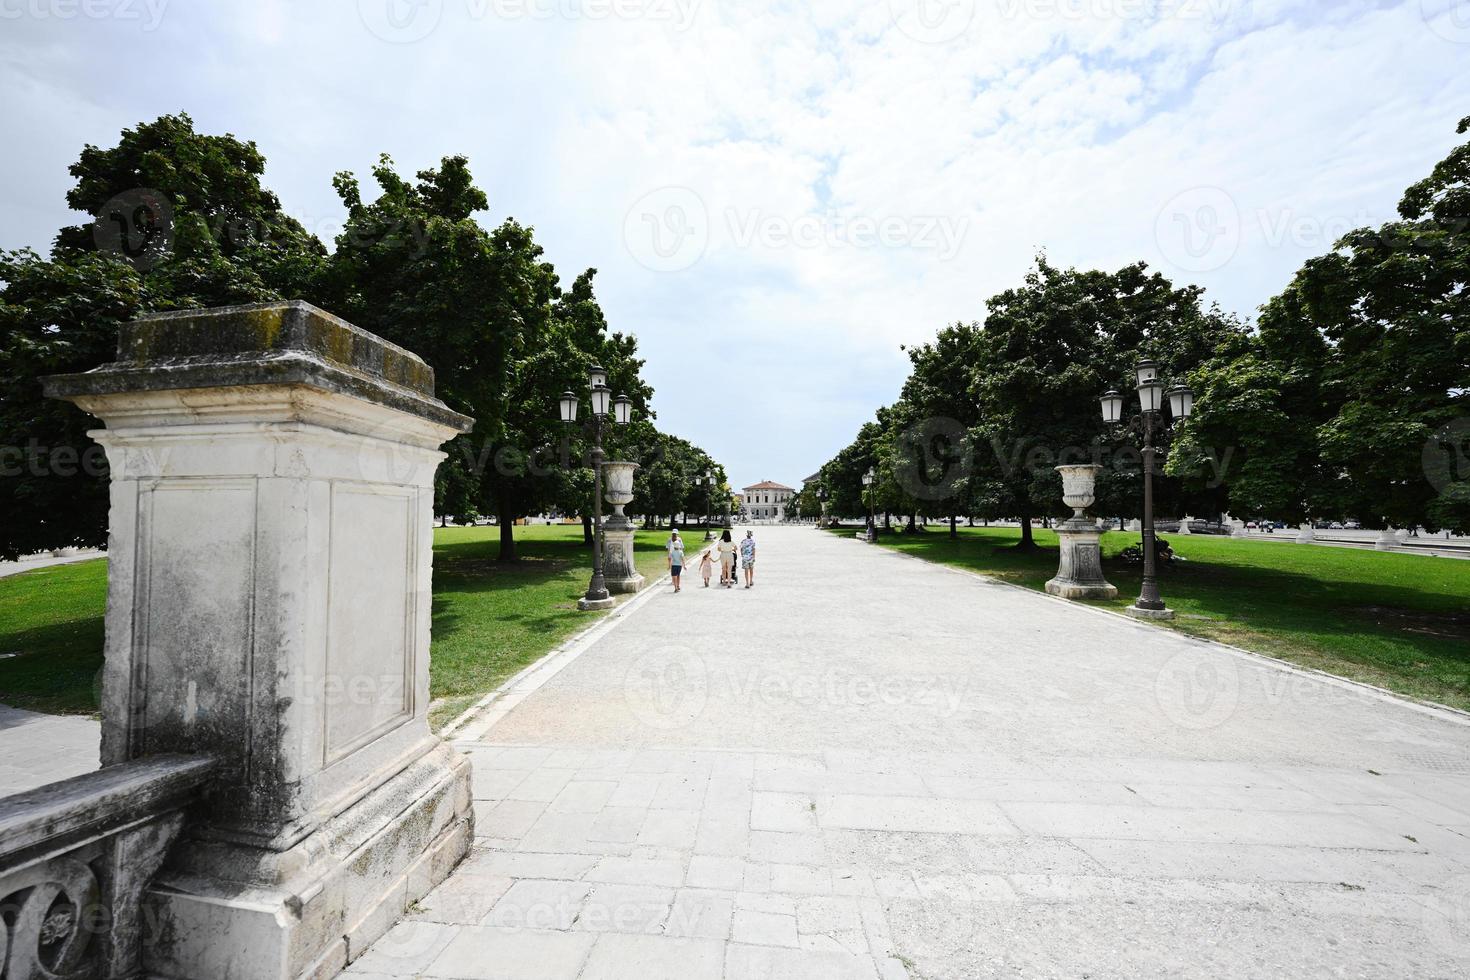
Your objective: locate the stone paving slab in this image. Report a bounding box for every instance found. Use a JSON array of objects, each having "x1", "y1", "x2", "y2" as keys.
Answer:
[{"x1": 350, "y1": 526, "x2": 1470, "y2": 978}]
